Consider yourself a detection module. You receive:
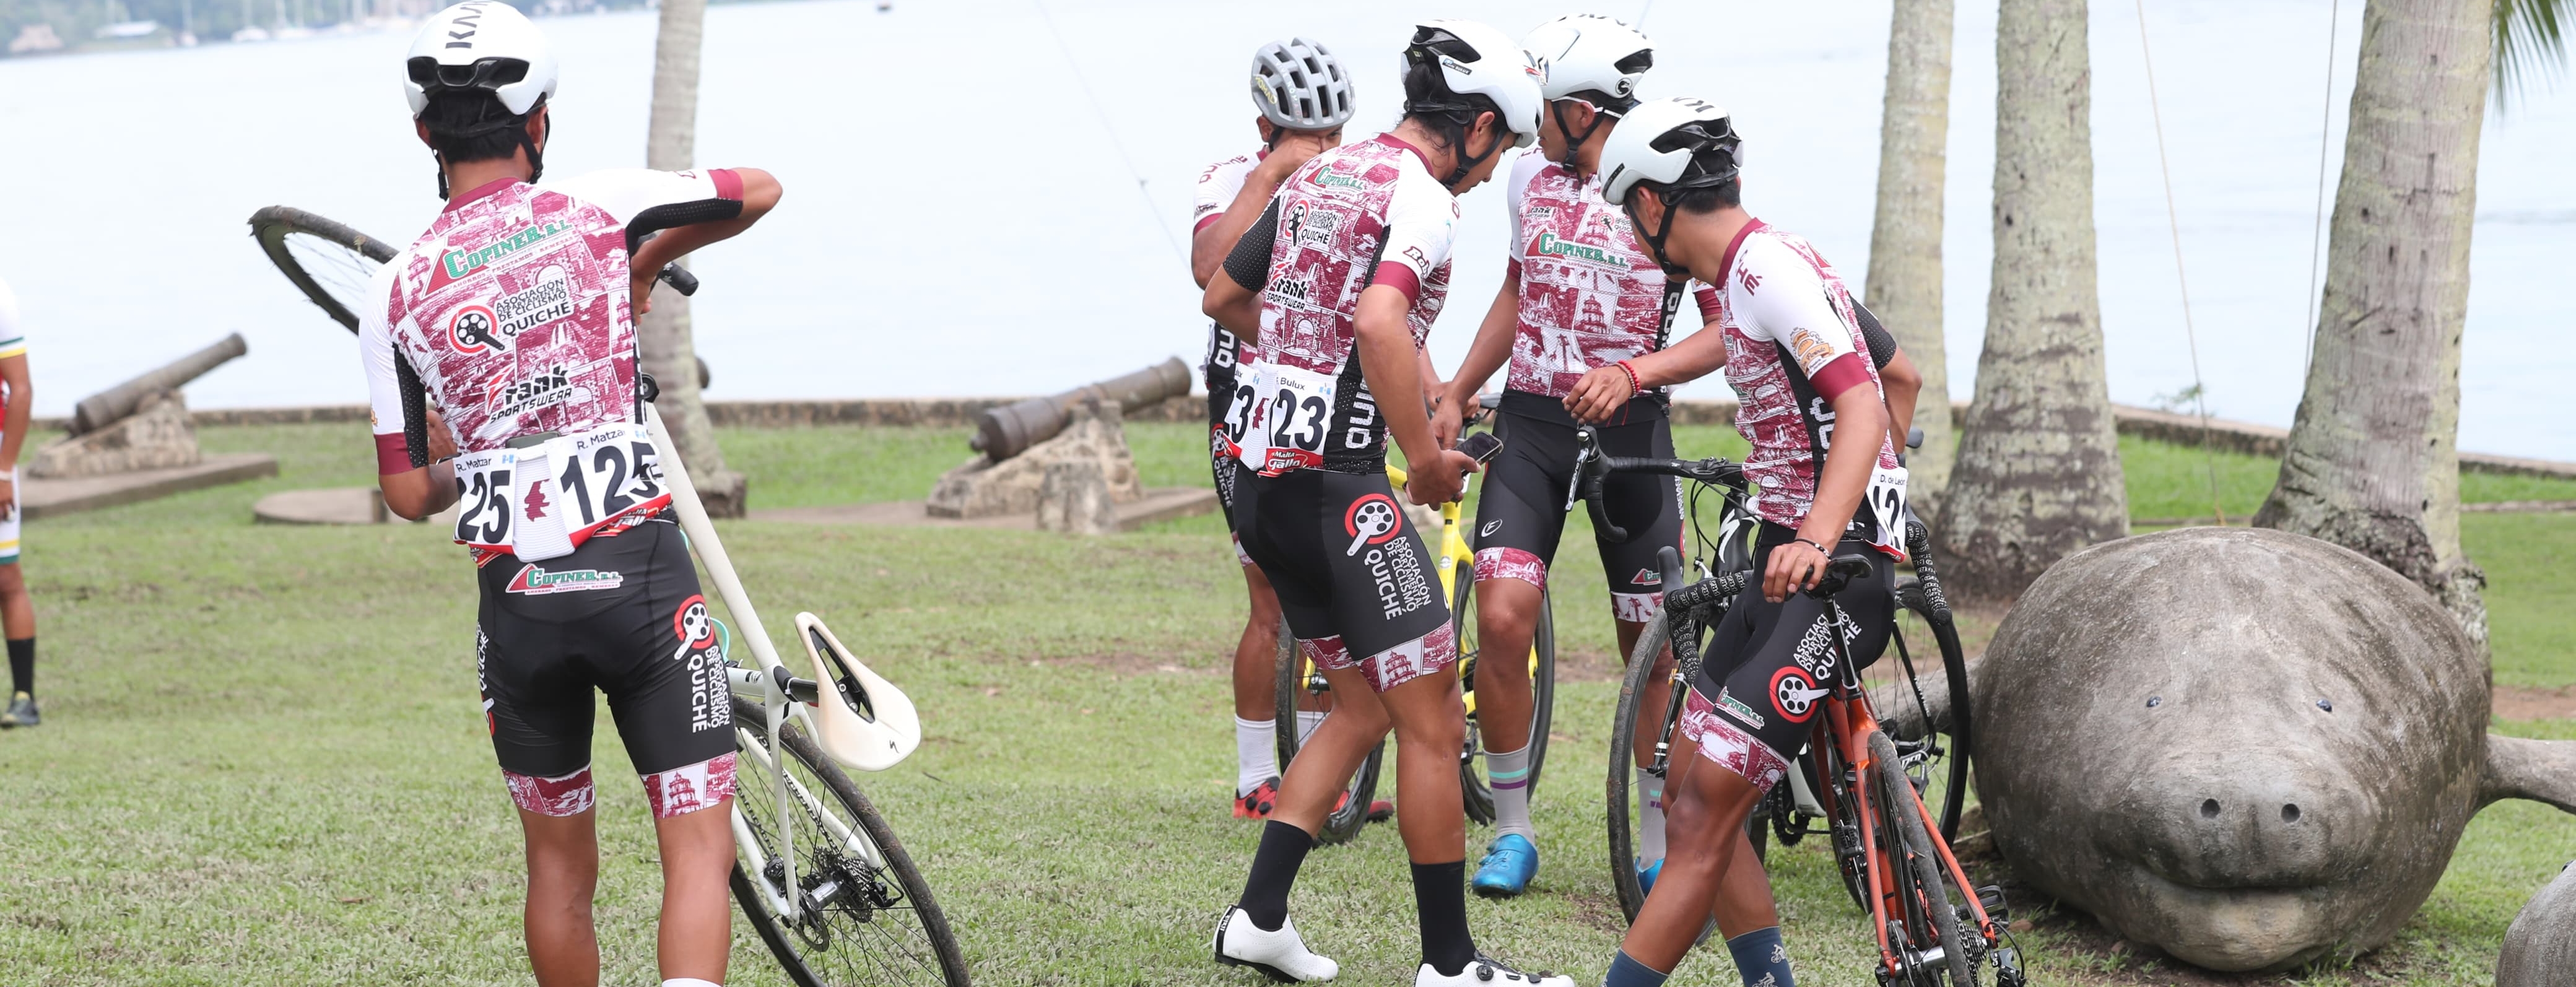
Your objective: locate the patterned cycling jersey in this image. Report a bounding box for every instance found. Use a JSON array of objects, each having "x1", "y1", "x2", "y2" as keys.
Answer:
[
  {"x1": 1504, "y1": 154, "x2": 1718, "y2": 399},
  {"x1": 360, "y1": 170, "x2": 746, "y2": 556},
  {"x1": 1193, "y1": 149, "x2": 1264, "y2": 394},
  {"x1": 1237, "y1": 134, "x2": 1457, "y2": 476},
  {"x1": 1712, "y1": 220, "x2": 1903, "y2": 546}
]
